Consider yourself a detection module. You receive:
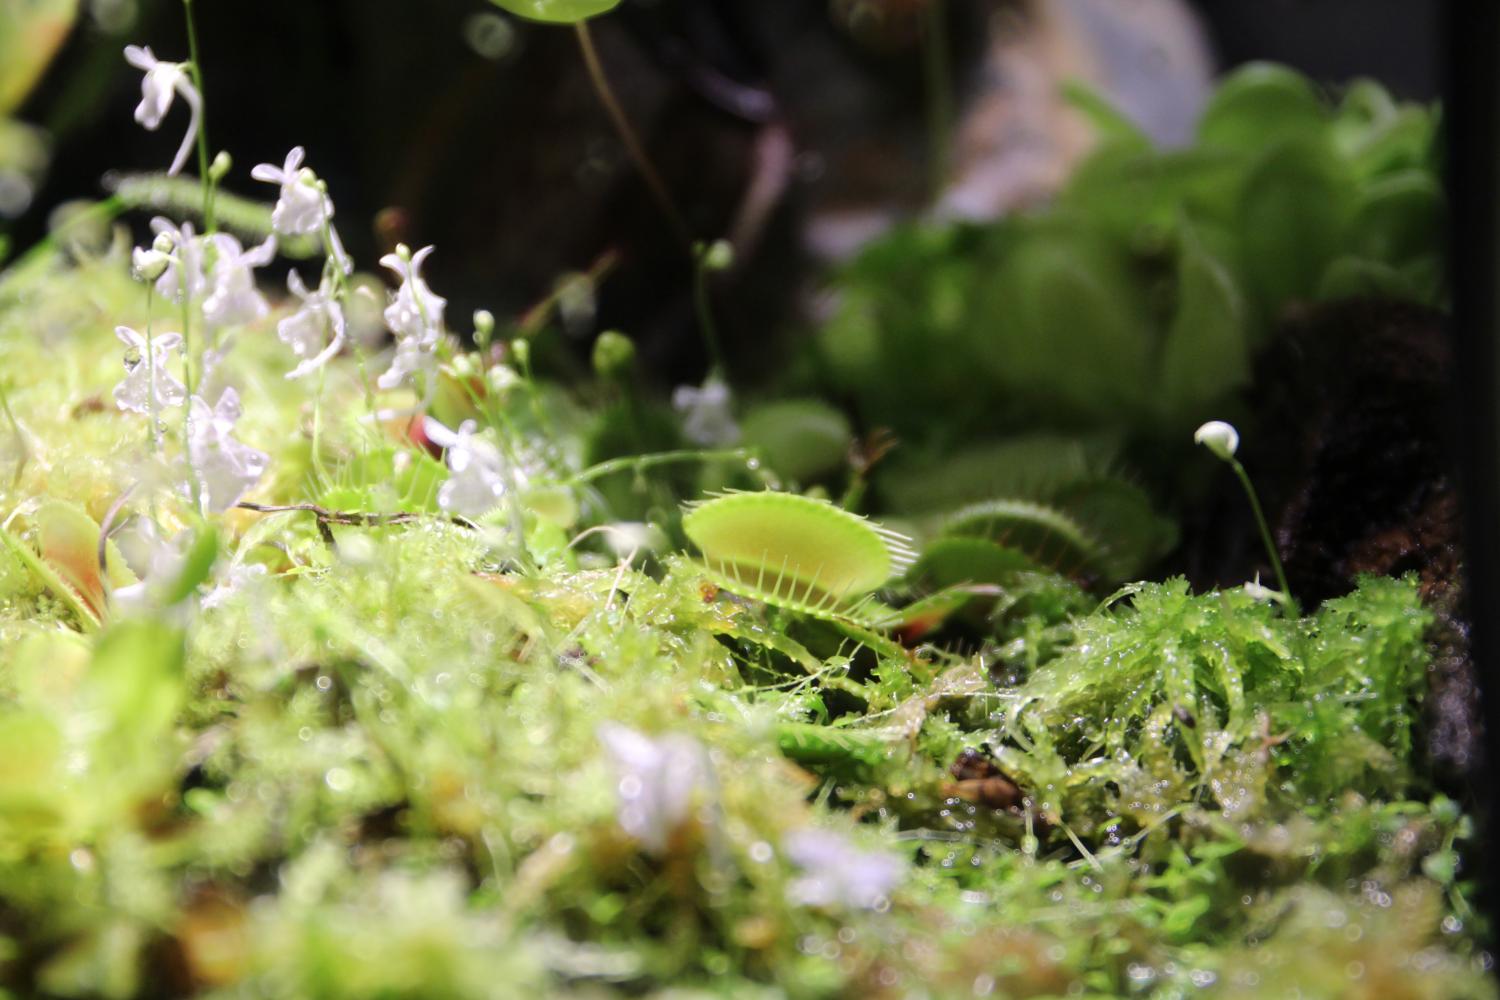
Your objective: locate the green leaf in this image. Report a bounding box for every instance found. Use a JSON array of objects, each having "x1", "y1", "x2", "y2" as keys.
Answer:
[
  {"x1": 739, "y1": 399, "x2": 852, "y2": 484},
  {"x1": 1158, "y1": 220, "x2": 1249, "y2": 417},
  {"x1": 160, "y1": 523, "x2": 219, "y2": 606},
  {"x1": 1236, "y1": 137, "x2": 1355, "y2": 317},
  {"x1": 974, "y1": 222, "x2": 1154, "y2": 422},
  {"x1": 1197, "y1": 62, "x2": 1326, "y2": 153},
  {"x1": 85, "y1": 618, "x2": 186, "y2": 782},
  {"x1": 1061, "y1": 79, "x2": 1150, "y2": 150},
  {"x1": 487, "y1": 0, "x2": 620, "y2": 24},
  {"x1": 1346, "y1": 170, "x2": 1444, "y2": 267}
]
